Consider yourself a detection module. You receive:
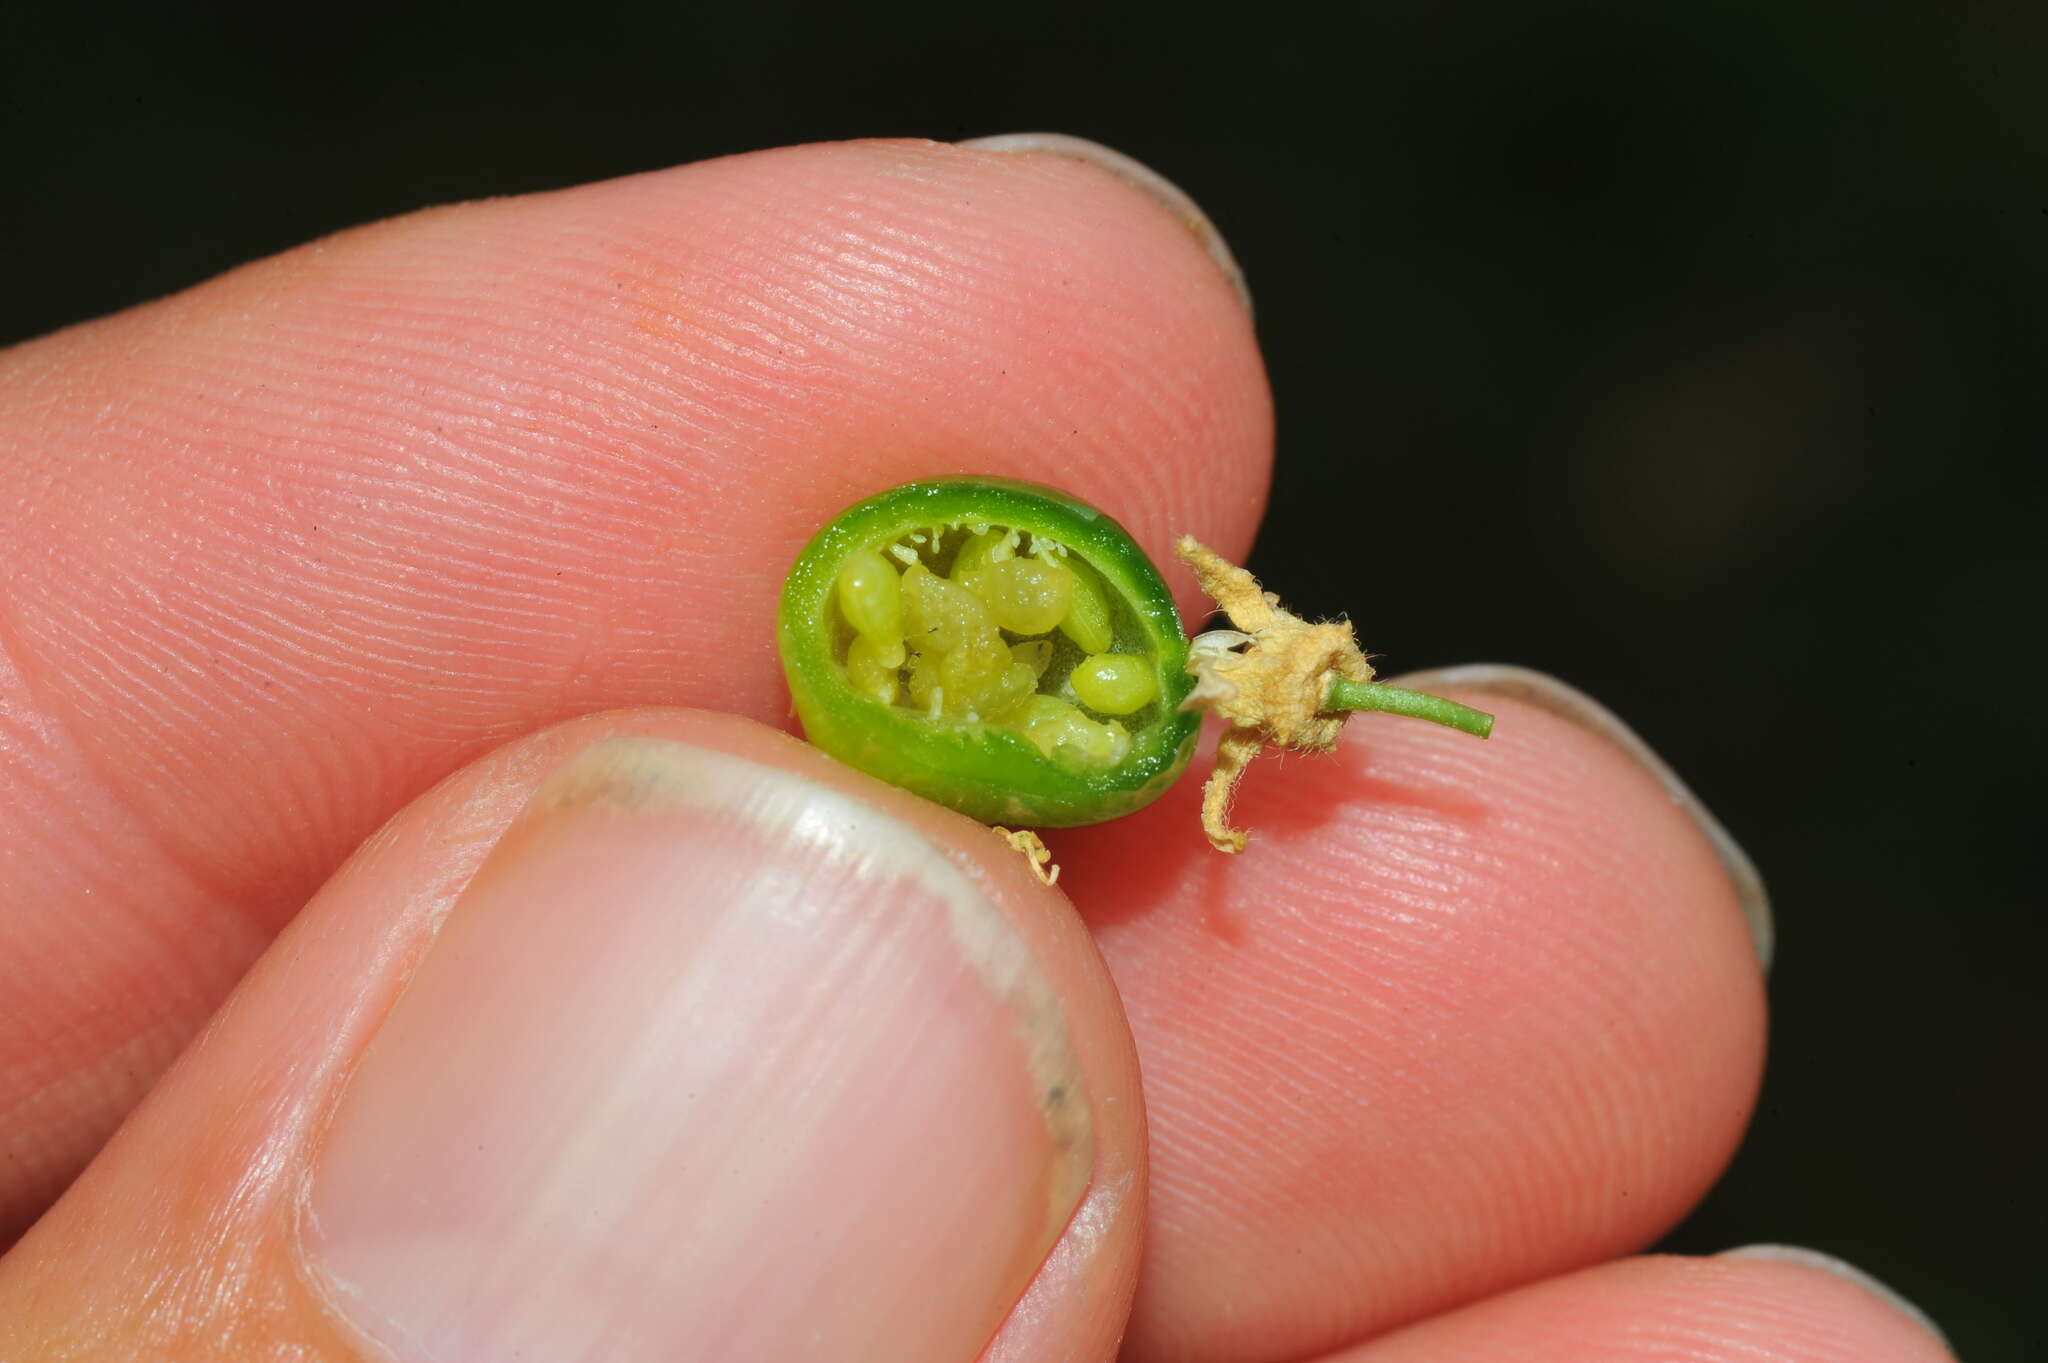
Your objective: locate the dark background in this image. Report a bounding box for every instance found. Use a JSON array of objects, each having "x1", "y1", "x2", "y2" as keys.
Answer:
[{"x1": 5, "y1": 1, "x2": 2040, "y2": 1356}]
